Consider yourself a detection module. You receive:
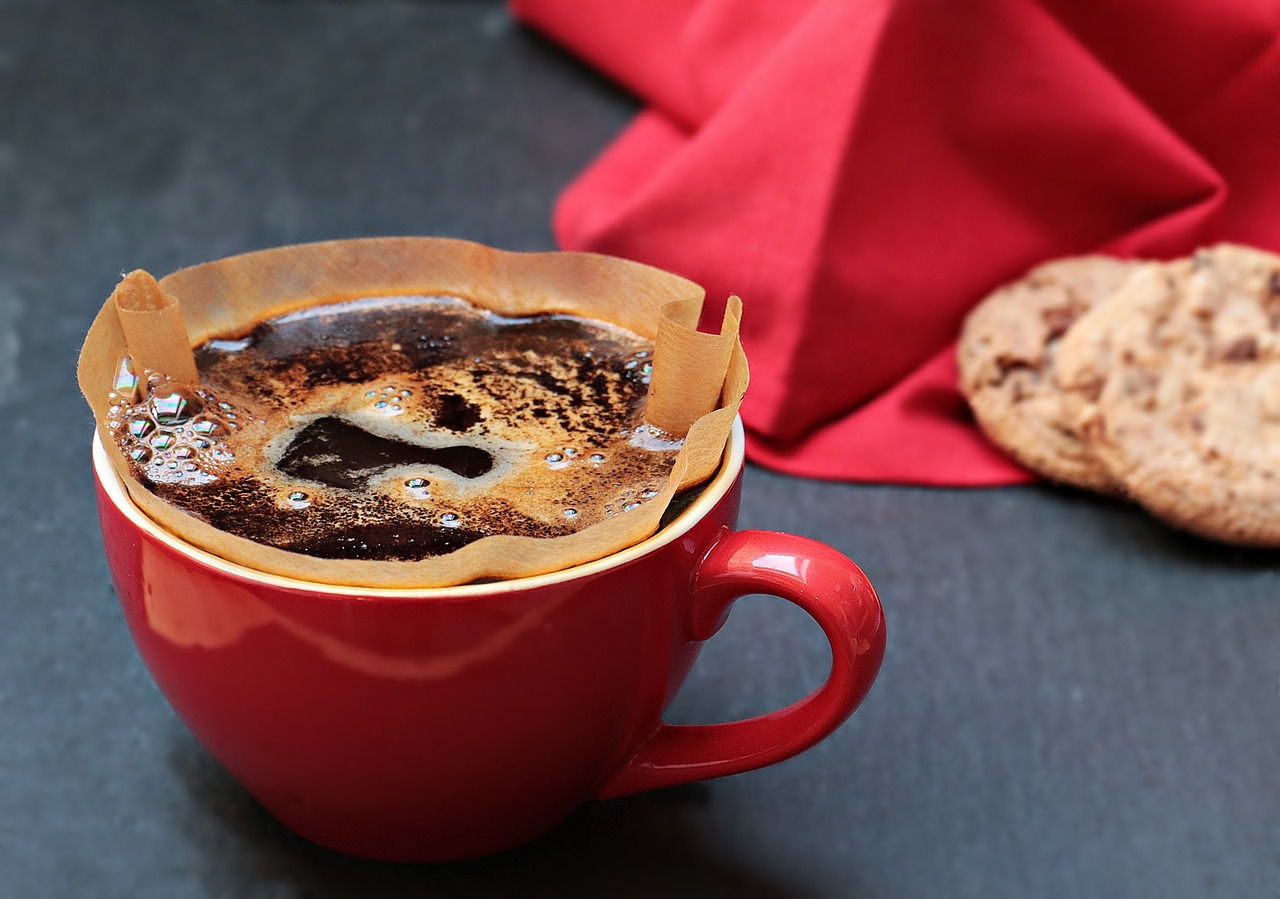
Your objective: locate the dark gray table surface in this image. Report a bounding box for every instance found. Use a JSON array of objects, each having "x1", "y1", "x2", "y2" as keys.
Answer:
[{"x1": 2, "y1": 2, "x2": 1277, "y2": 897}]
